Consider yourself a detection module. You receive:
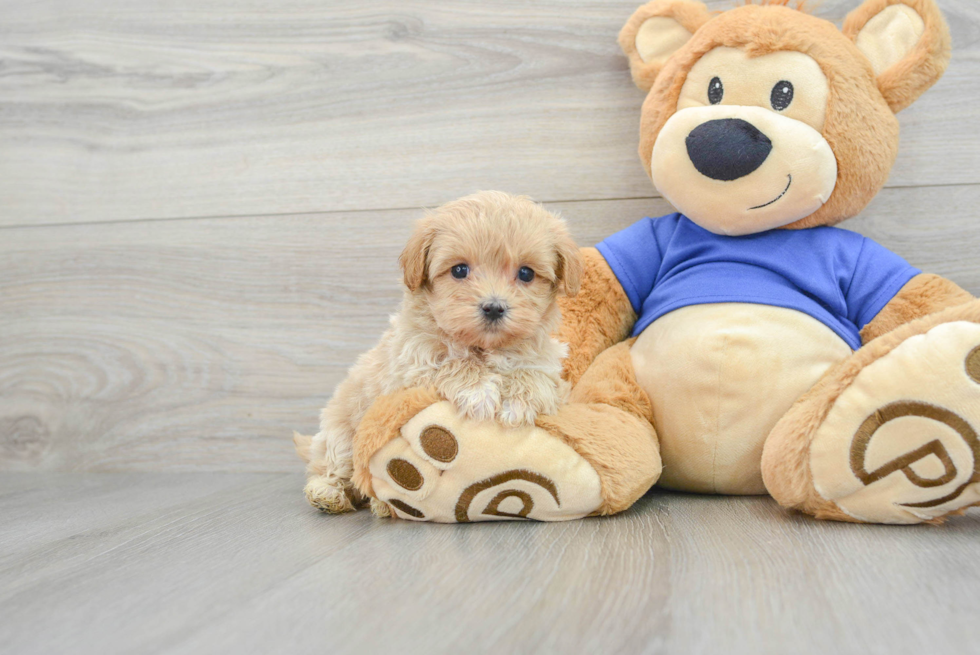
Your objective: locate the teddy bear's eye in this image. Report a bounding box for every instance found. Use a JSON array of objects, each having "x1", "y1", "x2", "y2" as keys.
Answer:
[
  {"x1": 451, "y1": 264, "x2": 469, "y2": 279},
  {"x1": 708, "y1": 77, "x2": 724, "y2": 105},
  {"x1": 771, "y1": 80, "x2": 794, "y2": 111}
]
